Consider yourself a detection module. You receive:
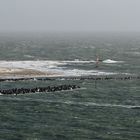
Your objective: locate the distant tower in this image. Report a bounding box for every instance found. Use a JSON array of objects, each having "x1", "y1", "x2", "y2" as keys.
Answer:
[{"x1": 95, "y1": 56, "x2": 99, "y2": 68}]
